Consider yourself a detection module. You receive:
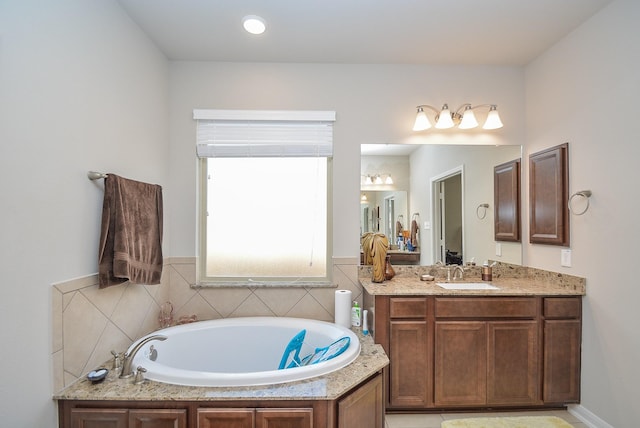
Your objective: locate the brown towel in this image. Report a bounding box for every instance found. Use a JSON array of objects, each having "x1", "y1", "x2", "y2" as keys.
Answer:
[
  {"x1": 370, "y1": 233, "x2": 389, "y2": 283},
  {"x1": 98, "y1": 174, "x2": 163, "y2": 288},
  {"x1": 410, "y1": 219, "x2": 419, "y2": 248},
  {"x1": 361, "y1": 232, "x2": 374, "y2": 265}
]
